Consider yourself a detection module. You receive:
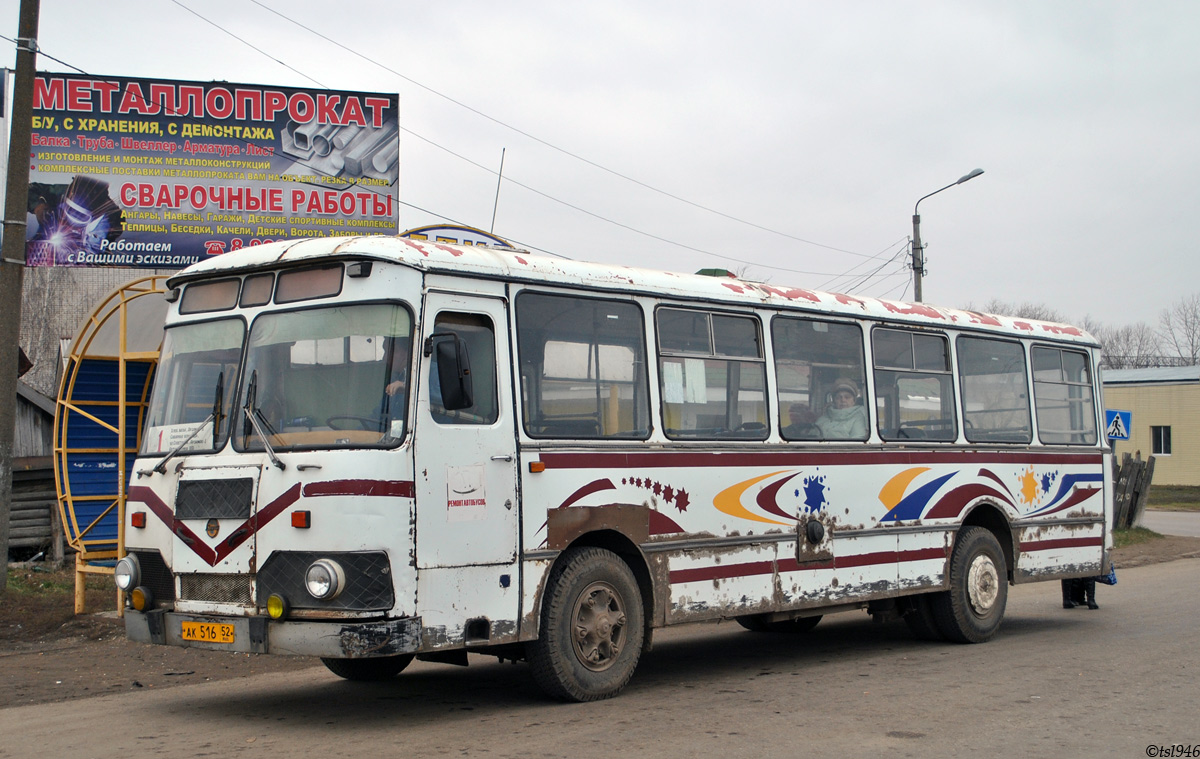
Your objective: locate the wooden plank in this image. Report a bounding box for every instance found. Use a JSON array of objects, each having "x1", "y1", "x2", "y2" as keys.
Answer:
[
  {"x1": 1124, "y1": 459, "x2": 1144, "y2": 528},
  {"x1": 9, "y1": 526, "x2": 54, "y2": 539},
  {"x1": 10, "y1": 516, "x2": 52, "y2": 528},
  {"x1": 12, "y1": 489, "x2": 57, "y2": 501},
  {"x1": 9, "y1": 537, "x2": 50, "y2": 548},
  {"x1": 1113, "y1": 457, "x2": 1133, "y2": 529},
  {"x1": 1128, "y1": 456, "x2": 1157, "y2": 529},
  {"x1": 10, "y1": 500, "x2": 56, "y2": 513},
  {"x1": 1122, "y1": 460, "x2": 1144, "y2": 529},
  {"x1": 1113, "y1": 459, "x2": 1130, "y2": 529}
]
